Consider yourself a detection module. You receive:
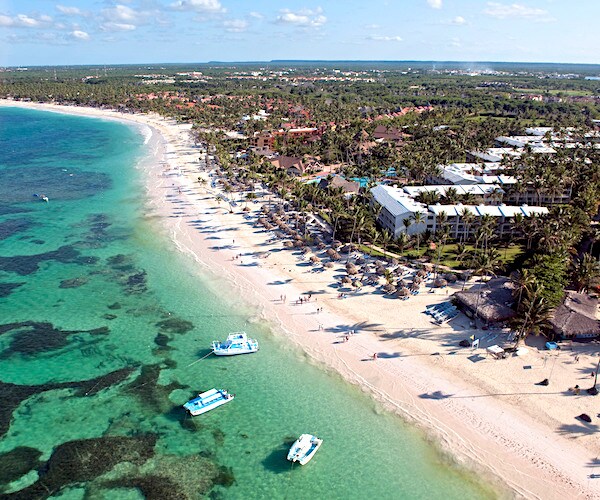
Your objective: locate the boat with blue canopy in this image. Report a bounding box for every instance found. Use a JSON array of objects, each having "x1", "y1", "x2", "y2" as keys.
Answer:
[{"x1": 212, "y1": 332, "x2": 259, "y2": 356}]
